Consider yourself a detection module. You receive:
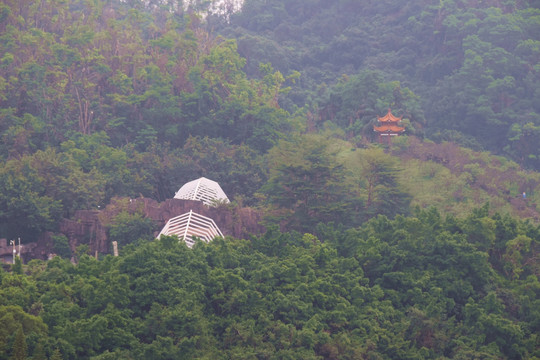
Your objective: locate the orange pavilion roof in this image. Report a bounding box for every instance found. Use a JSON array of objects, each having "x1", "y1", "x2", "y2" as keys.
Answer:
[
  {"x1": 374, "y1": 125, "x2": 405, "y2": 133},
  {"x1": 377, "y1": 108, "x2": 403, "y2": 123}
]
